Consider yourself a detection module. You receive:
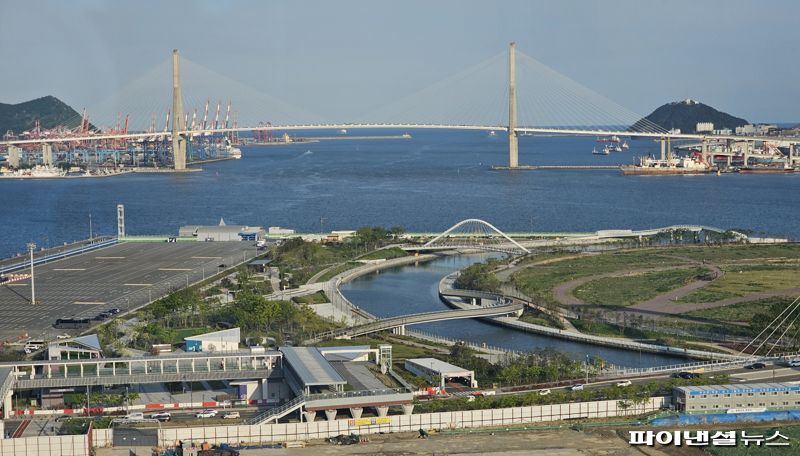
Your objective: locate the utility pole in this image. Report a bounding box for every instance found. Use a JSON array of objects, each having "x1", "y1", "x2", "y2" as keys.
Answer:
[{"x1": 27, "y1": 243, "x2": 36, "y2": 305}]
